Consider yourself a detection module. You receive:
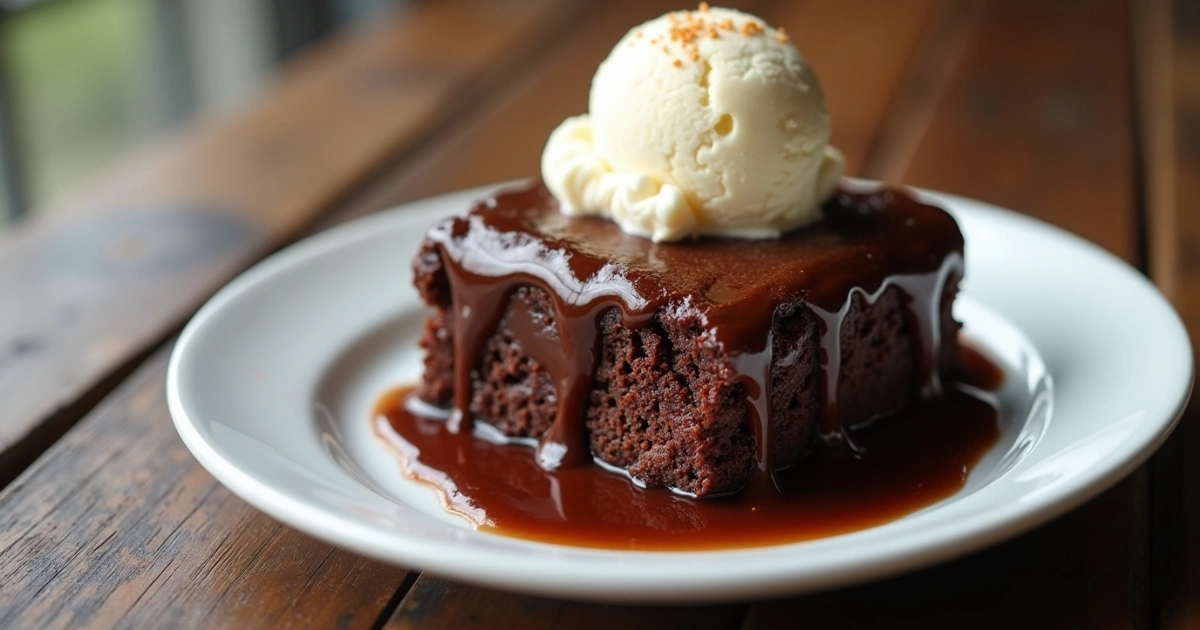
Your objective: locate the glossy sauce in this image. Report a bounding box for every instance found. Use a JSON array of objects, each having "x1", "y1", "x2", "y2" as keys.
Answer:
[
  {"x1": 421, "y1": 184, "x2": 966, "y2": 479},
  {"x1": 373, "y1": 344, "x2": 1002, "y2": 551}
]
